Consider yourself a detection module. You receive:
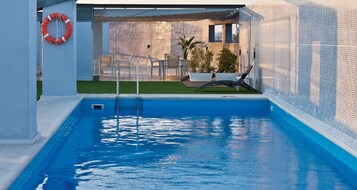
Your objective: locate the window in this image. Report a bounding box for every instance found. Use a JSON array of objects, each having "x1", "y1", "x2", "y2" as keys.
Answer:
[
  {"x1": 214, "y1": 25, "x2": 223, "y2": 42},
  {"x1": 209, "y1": 24, "x2": 223, "y2": 42},
  {"x1": 209, "y1": 24, "x2": 239, "y2": 43},
  {"x1": 226, "y1": 23, "x2": 239, "y2": 43}
]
